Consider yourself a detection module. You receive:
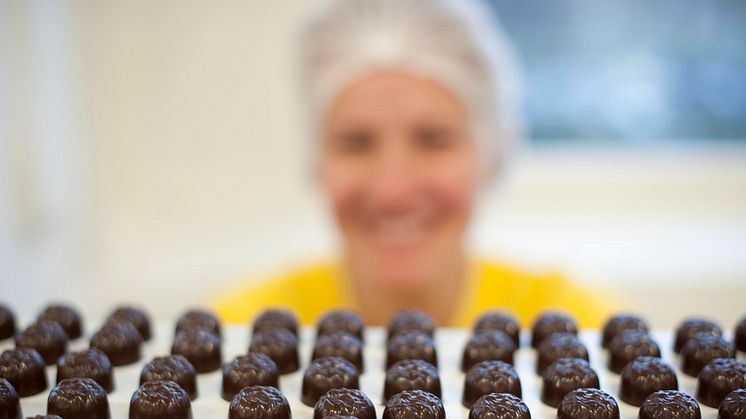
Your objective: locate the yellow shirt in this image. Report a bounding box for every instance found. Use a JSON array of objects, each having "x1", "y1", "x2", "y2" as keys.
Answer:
[{"x1": 213, "y1": 259, "x2": 614, "y2": 329}]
